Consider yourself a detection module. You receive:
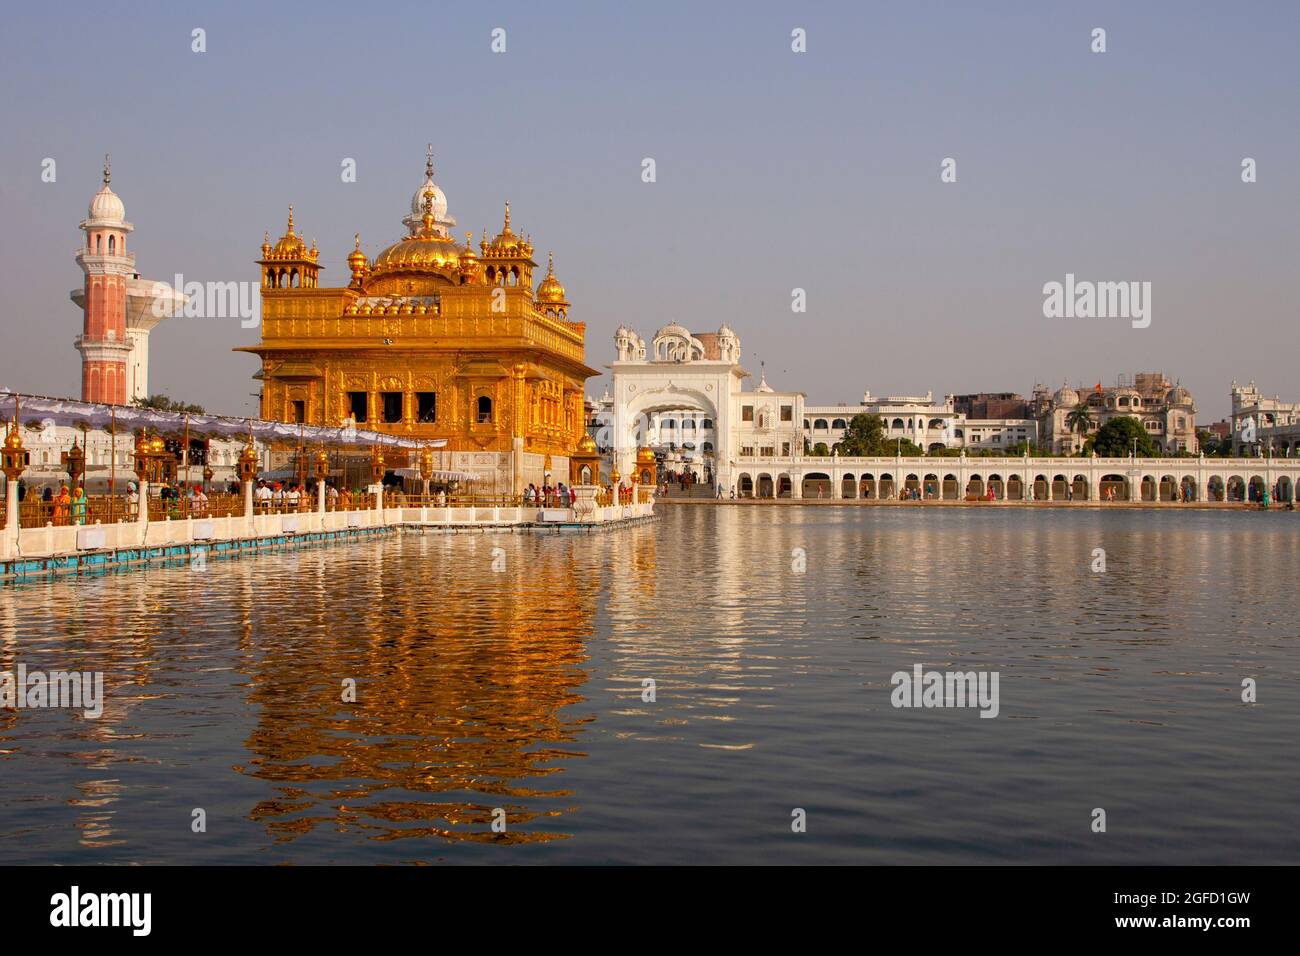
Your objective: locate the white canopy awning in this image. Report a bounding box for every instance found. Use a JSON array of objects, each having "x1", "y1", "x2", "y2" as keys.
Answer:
[{"x1": 0, "y1": 389, "x2": 444, "y2": 451}]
